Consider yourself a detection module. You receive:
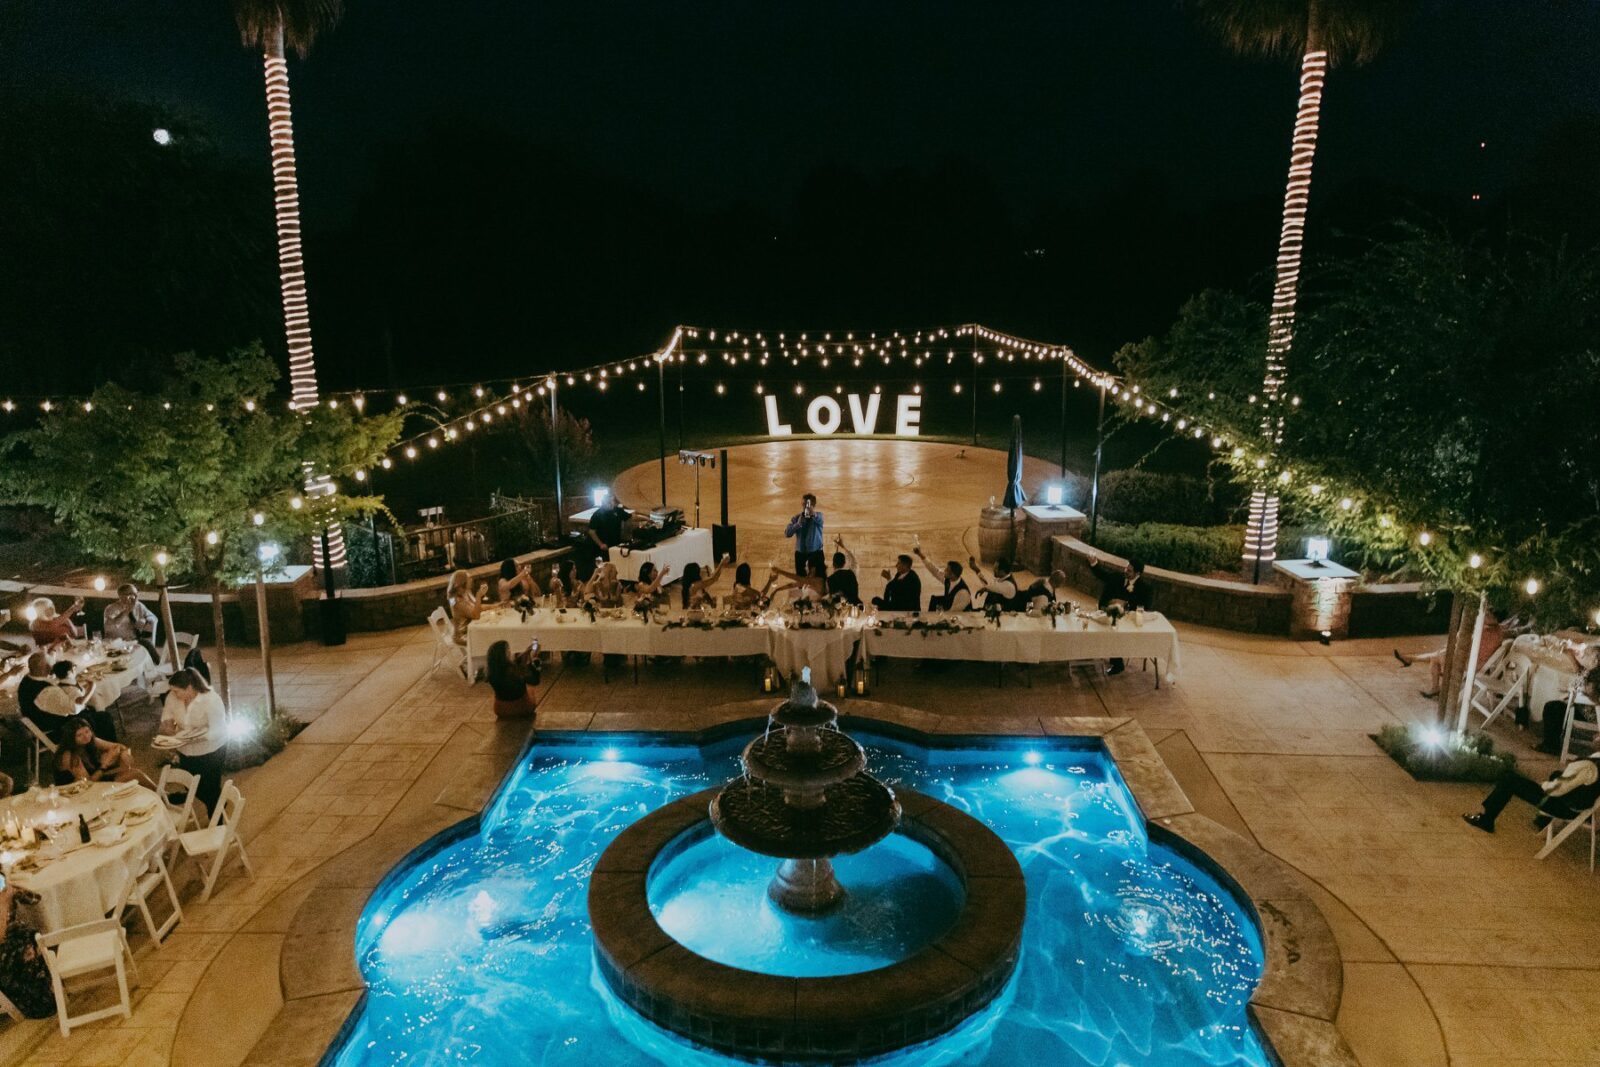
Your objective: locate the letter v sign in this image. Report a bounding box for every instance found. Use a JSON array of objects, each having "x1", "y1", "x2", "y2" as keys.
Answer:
[{"x1": 846, "y1": 393, "x2": 881, "y2": 434}]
